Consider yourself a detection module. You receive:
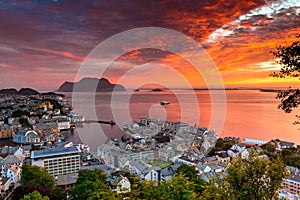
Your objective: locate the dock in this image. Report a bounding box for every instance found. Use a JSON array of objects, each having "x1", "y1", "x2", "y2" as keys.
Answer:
[{"x1": 76, "y1": 120, "x2": 116, "y2": 125}]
